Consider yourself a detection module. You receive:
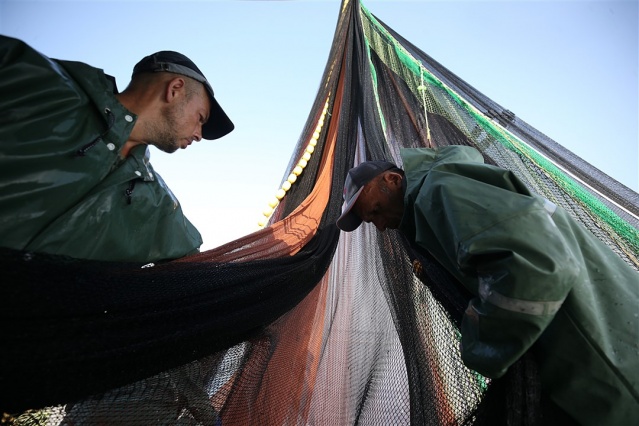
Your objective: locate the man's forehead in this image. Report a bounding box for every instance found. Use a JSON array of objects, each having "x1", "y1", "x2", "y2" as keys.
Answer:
[
  {"x1": 203, "y1": 90, "x2": 212, "y2": 120},
  {"x1": 353, "y1": 183, "x2": 375, "y2": 213},
  {"x1": 352, "y1": 197, "x2": 366, "y2": 218}
]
